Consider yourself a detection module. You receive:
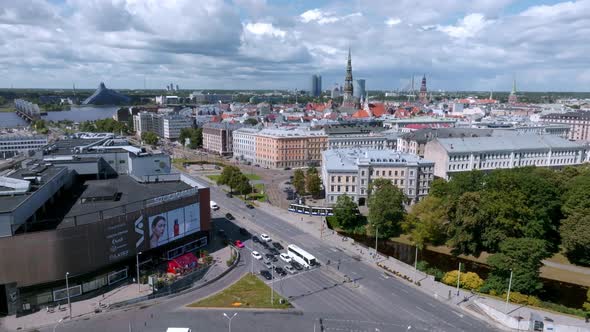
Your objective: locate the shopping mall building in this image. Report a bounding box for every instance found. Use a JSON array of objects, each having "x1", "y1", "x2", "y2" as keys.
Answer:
[{"x1": 0, "y1": 134, "x2": 210, "y2": 315}]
